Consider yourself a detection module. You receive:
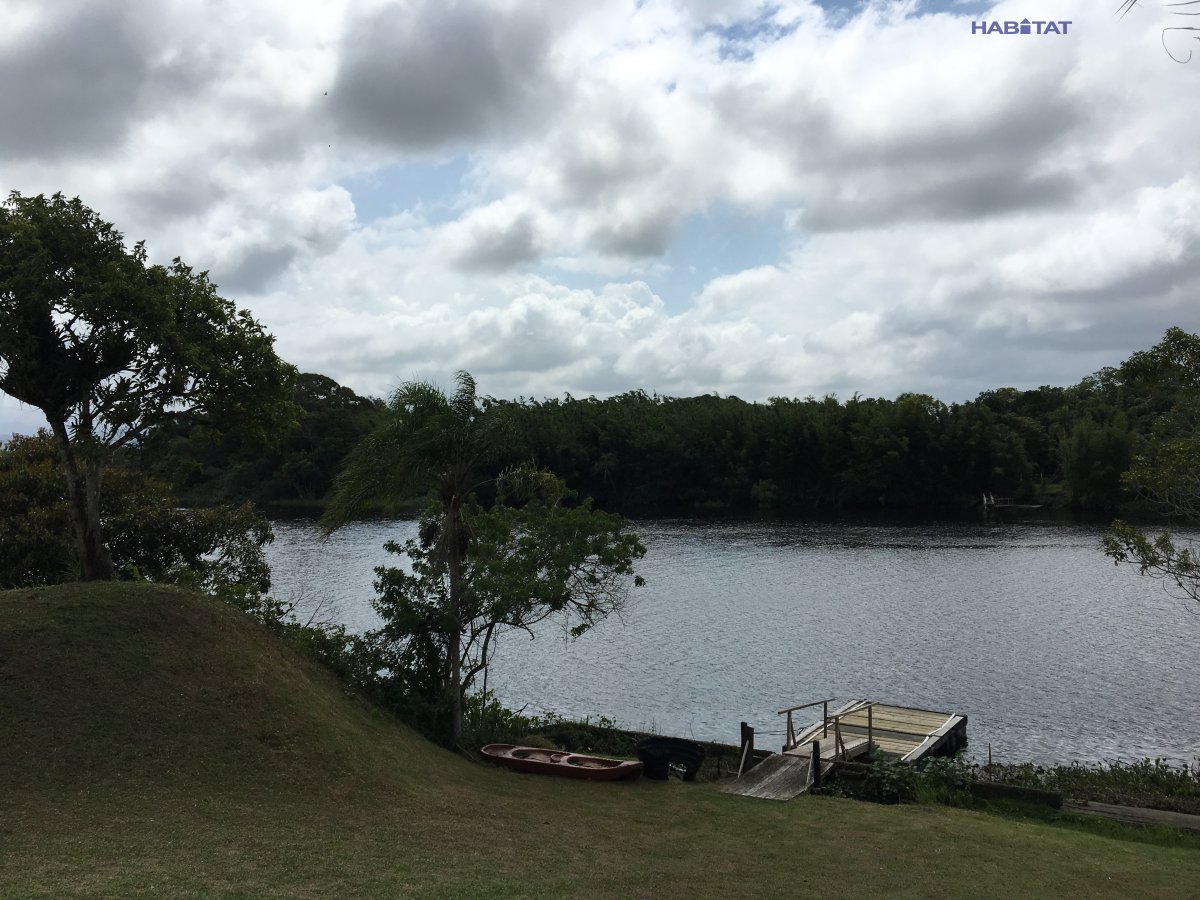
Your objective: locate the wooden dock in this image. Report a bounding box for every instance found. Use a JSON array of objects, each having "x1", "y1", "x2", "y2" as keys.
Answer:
[
  {"x1": 791, "y1": 700, "x2": 968, "y2": 762},
  {"x1": 723, "y1": 698, "x2": 968, "y2": 801}
]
